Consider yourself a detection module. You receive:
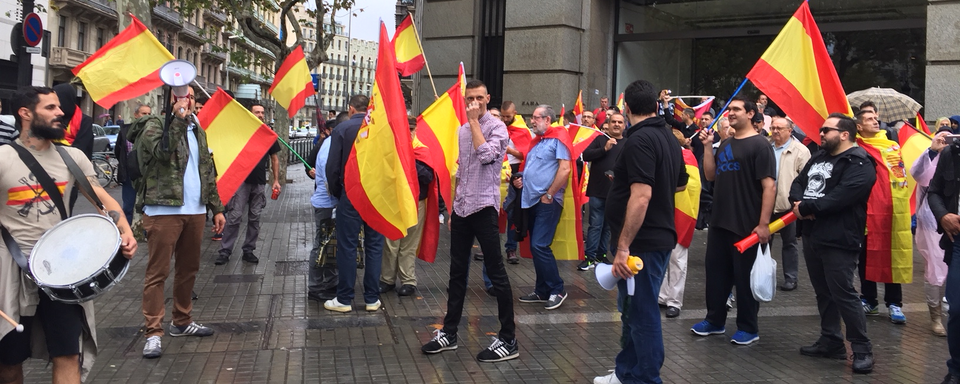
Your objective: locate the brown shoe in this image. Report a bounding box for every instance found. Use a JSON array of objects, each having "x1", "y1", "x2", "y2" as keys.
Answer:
[{"x1": 506, "y1": 249, "x2": 519, "y2": 264}]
